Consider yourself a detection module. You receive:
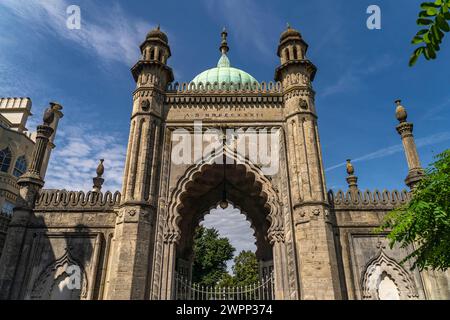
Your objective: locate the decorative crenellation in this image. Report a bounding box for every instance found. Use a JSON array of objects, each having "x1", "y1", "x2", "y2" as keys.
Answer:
[
  {"x1": 0, "y1": 97, "x2": 31, "y2": 110},
  {"x1": 35, "y1": 190, "x2": 121, "y2": 211},
  {"x1": 328, "y1": 189, "x2": 411, "y2": 208},
  {"x1": 166, "y1": 81, "x2": 283, "y2": 93},
  {"x1": 165, "y1": 95, "x2": 283, "y2": 106}
]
